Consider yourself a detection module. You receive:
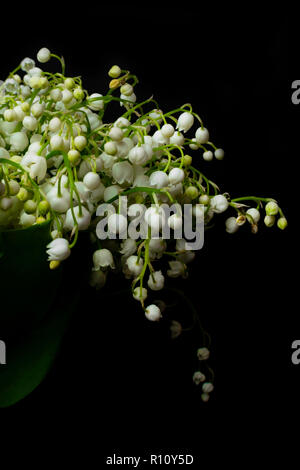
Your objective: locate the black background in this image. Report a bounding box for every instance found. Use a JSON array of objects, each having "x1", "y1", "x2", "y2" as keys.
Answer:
[{"x1": 0, "y1": 5, "x2": 298, "y2": 466}]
